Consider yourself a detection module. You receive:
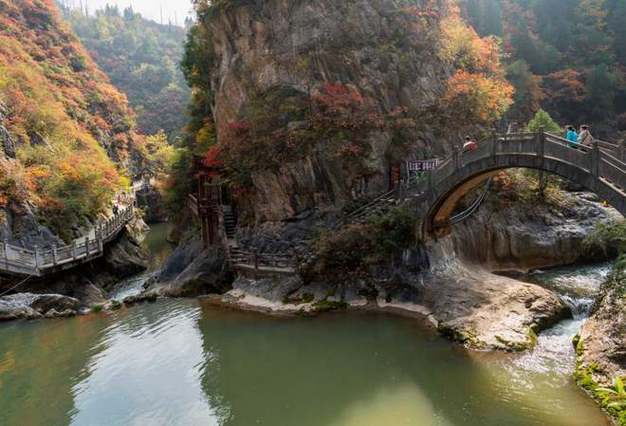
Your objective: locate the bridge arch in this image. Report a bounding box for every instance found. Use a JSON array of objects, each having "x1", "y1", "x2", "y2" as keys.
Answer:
[{"x1": 417, "y1": 133, "x2": 626, "y2": 236}]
